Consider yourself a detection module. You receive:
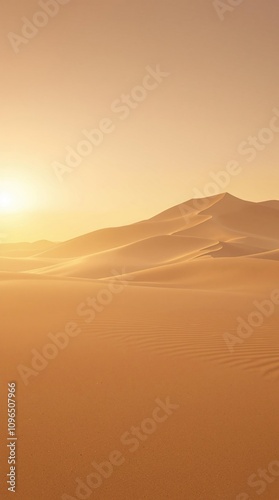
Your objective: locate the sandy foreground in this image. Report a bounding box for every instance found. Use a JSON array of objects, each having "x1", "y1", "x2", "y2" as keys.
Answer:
[{"x1": 1, "y1": 193, "x2": 279, "y2": 499}]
